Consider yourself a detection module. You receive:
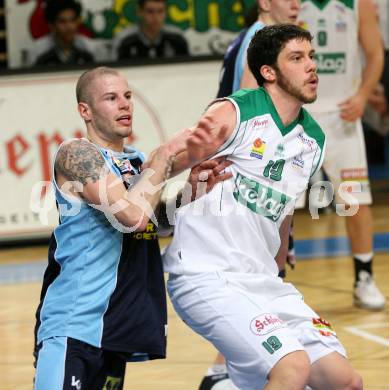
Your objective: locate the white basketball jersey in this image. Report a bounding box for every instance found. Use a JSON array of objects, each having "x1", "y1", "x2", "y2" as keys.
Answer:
[
  {"x1": 163, "y1": 88, "x2": 326, "y2": 276},
  {"x1": 299, "y1": 0, "x2": 361, "y2": 112}
]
